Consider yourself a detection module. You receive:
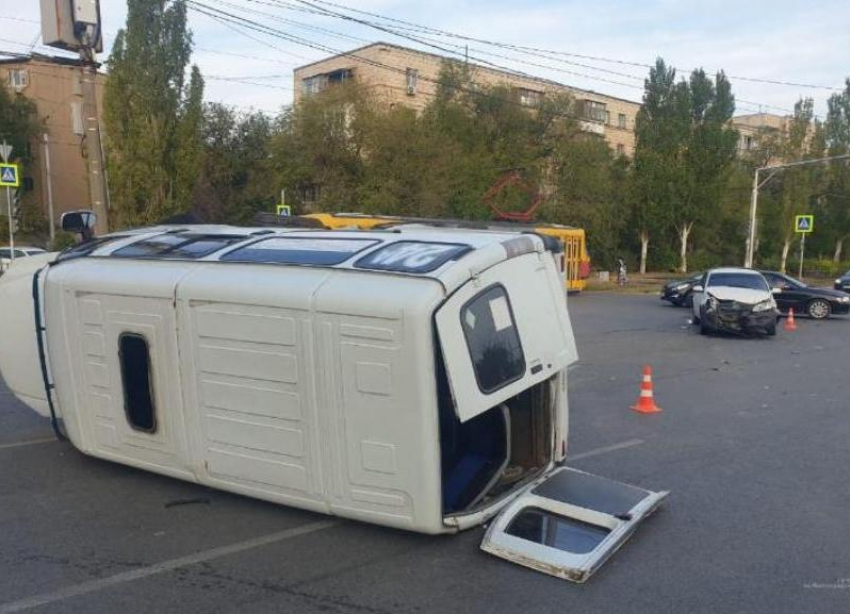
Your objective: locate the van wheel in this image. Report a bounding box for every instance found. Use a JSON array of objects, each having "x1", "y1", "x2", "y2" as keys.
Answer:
[{"x1": 807, "y1": 299, "x2": 831, "y2": 320}]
